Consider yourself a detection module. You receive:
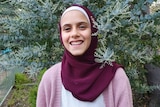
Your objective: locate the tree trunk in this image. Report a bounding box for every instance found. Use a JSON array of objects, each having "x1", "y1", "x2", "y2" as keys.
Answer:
[{"x1": 145, "y1": 63, "x2": 160, "y2": 107}]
